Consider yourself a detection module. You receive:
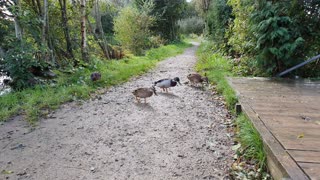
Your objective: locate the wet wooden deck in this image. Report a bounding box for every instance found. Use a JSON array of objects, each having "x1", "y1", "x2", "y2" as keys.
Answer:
[{"x1": 228, "y1": 77, "x2": 320, "y2": 180}]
